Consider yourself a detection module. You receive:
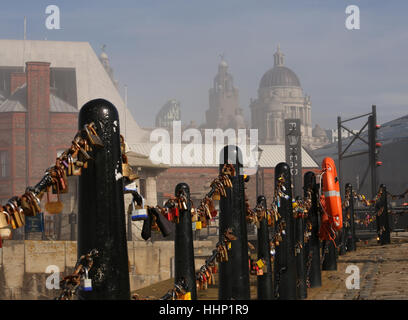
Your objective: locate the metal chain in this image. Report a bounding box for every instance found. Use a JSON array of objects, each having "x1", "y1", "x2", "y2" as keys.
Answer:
[
  {"x1": 55, "y1": 248, "x2": 99, "y2": 300},
  {"x1": 305, "y1": 250, "x2": 313, "y2": 288}
]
